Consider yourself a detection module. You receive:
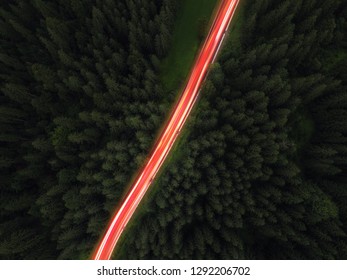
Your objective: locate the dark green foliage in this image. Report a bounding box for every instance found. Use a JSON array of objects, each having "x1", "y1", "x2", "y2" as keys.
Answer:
[
  {"x1": 116, "y1": 0, "x2": 347, "y2": 259},
  {"x1": 0, "y1": 0, "x2": 176, "y2": 259},
  {"x1": 1, "y1": 0, "x2": 347, "y2": 260}
]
